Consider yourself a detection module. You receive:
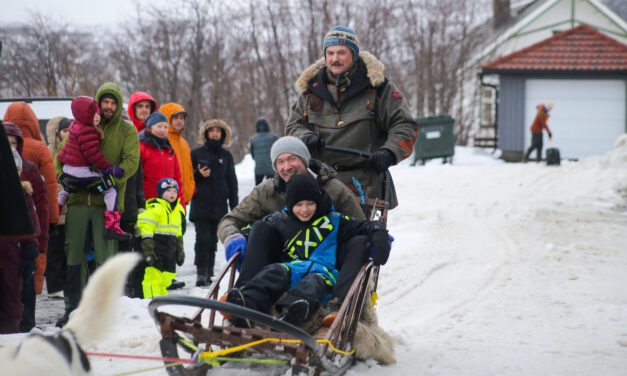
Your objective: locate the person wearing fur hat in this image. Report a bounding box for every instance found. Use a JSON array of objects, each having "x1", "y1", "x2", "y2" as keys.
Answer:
[
  {"x1": 285, "y1": 26, "x2": 418, "y2": 210},
  {"x1": 57, "y1": 96, "x2": 131, "y2": 241},
  {"x1": 137, "y1": 178, "x2": 186, "y2": 298},
  {"x1": 523, "y1": 101, "x2": 554, "y2": 163},
  {"x1": 225, "y1": 174, "x2": 391, "y2": 329},
  {"x1": 217, "y1": 136, "x2": 365, "y2": 289},
  {"x1": 190, "y1": 119, "x2": 239, "y2": 286},
  {"x1": 139, "y1": 111, "x2": 184, "y2": 202},
  {"x1": 250, "y1": 117, "x2": 279, "y2": 185}
]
